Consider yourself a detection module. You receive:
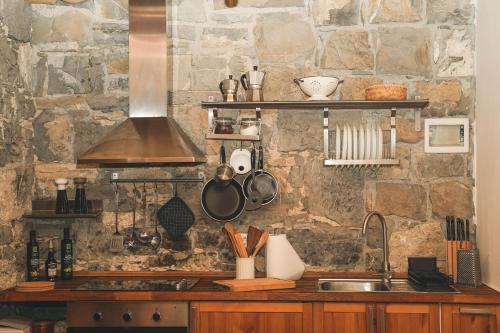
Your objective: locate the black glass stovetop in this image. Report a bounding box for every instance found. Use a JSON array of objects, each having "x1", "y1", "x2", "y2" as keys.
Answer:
[{"x1": 75, "y1": 278, "x2": 199, "y2": 291}]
